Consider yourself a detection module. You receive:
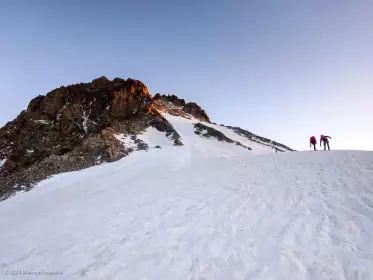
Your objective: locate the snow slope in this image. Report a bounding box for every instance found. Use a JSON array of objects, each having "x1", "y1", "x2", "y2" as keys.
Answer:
[
  {"x1": 137, "y1": 126, "x2": 175, "y2": 148},
  {"x1": 0, "y1": 116, "x2": 373, "y2": 280}
]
